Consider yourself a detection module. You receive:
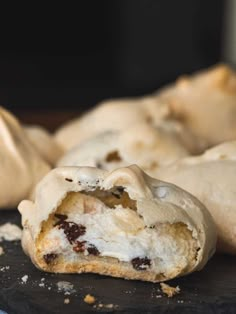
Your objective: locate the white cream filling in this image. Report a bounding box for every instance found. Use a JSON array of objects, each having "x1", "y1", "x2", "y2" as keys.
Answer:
[{"x1": 43, "y1": 204, "x2": 194, "y2": 273}]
